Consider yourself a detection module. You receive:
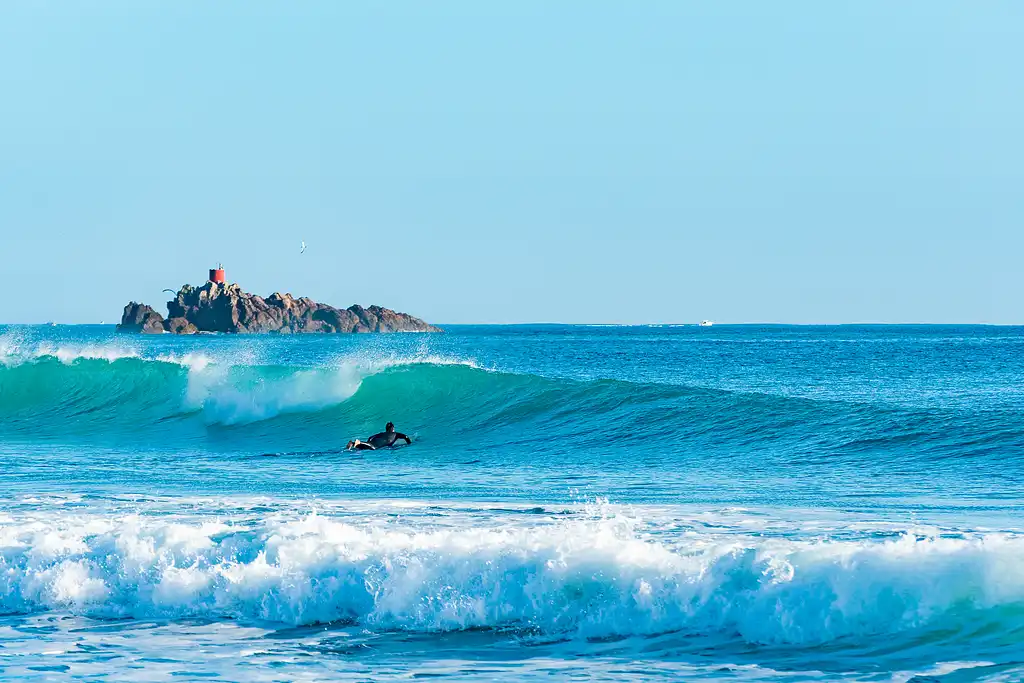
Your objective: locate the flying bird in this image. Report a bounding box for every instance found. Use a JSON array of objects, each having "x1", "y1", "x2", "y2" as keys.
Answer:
[
  {"x1": 300, "y1": 241, "x2": 307, "y2": 254},
  {"x1": 162, "y1": 289, "x2": 176, "y2": 294}
]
